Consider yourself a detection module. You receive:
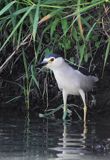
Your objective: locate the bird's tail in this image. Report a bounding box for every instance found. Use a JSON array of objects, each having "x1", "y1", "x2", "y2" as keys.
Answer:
[{"x1": 92, "y1": 76, "x2": 99, "y2": 82}]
